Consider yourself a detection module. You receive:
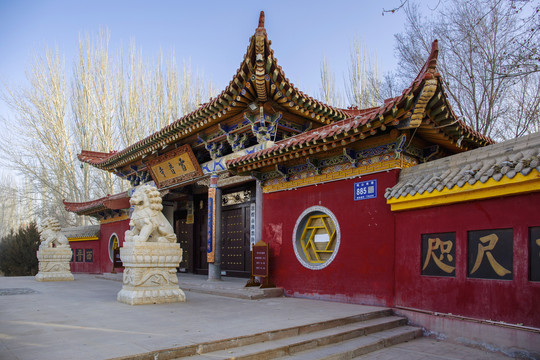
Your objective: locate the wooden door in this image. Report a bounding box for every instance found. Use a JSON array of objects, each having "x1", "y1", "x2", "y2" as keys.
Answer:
[
  {"x1": 174, "y1": 210, "x2": 193, "y2": 273},
  {"x1": 221, "y1": 203, "x2": 252, "y2": 277},
  {"x1": 193, "y1": 195, "x2": 253, "y2": 277}
]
